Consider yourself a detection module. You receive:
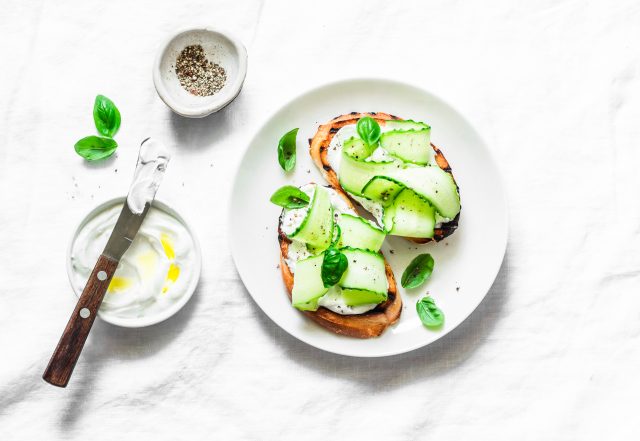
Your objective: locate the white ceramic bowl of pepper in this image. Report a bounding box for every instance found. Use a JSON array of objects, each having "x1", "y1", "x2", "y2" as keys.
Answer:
[{"x1": 153, "y1": 27, "x2": 247, "y2": 118}]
